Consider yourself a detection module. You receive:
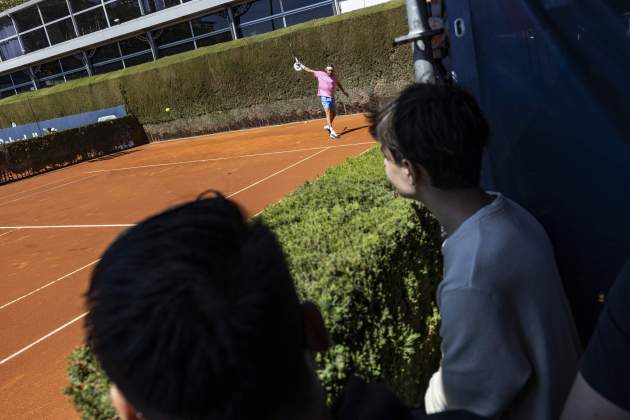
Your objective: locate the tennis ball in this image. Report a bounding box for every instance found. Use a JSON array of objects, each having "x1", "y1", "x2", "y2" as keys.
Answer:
[{"x1": 165, "y1": 107, "x2": 171, "y2": 112}]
